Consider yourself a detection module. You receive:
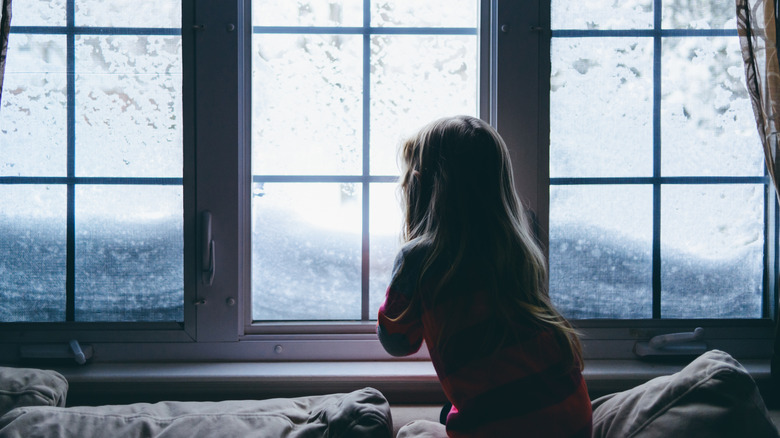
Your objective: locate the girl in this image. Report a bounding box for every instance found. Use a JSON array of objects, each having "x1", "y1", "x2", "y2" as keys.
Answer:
[{"x1": 377, "y1": 116, "x2": 592, "y2": 437}]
